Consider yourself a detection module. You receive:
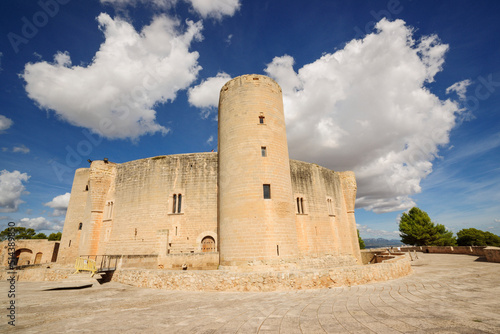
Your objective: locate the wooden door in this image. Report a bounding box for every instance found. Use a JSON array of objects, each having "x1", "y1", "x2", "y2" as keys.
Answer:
[{"x1": 201, "y1": 237, "x2": 215, "y2": 252}]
